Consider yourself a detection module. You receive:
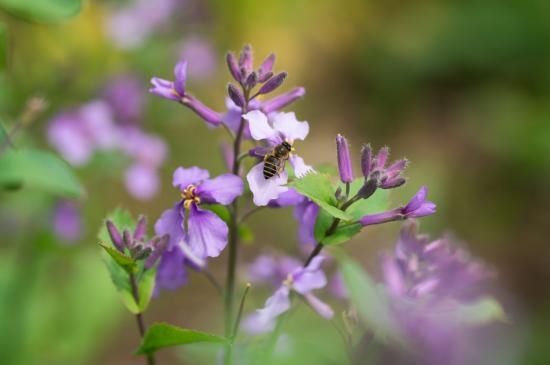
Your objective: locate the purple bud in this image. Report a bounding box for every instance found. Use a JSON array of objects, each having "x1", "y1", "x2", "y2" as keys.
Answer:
[
  {"x1": 359, "y1": 210, "x2": 401, "y2": 226},
  {"x1": 174, "y1": 61, "x2": 188, "y2": 96},
  {"x1": 360, "y1": 144, "x2": 372, "y2": 177},
  {"x1": 258, "y1": 53, "x2": 275, "y2": 78},
  {"x1": 402, "y1": 186, "x2": 436, "y2": 218},
  {"x1": 239, "y1": 44, "x2": 254, "y2": 73},
  {"x1": 228, "y1": 83, "x2": 245, "y2": 107},
  {"x1": 226, "y1": 52, "x2": 242, "y2": 82},
  {"x1": 381, "y1": 177, "x2": 406, "y2": 189},
  {"x1": 374, "y1": 146, "x2": 389, "y2": 170},
  {"x1": 144, "y1": 234, "x2": 169, "y2": 269},
  {"x1": 258, "y1": 71, "x2": 273, "y2": 83},
  {"x1": 257, "y1": 72, "x2": 287, "y2": 95},
  {"x1": 261, "y1": 87, "x2": 306, "y2": 114},
  {"x1": 122, "y1": 229, "x2": 133, "y2": 249},
  {"x1": 106, "y1": 220, "x2": 124, "y2": 252},
  {"x1": 134, "y1": 215, "x2": 147, "y2": 241},
  {"x1": 181, "y1": 95, "x2": 223, "y2": 126},
  {"x1": 245, "y1": 71, "x2": 258, "y2": 89},
  {"x1": 336, "y1": 134, "x2": 353, "y2": 183}
]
